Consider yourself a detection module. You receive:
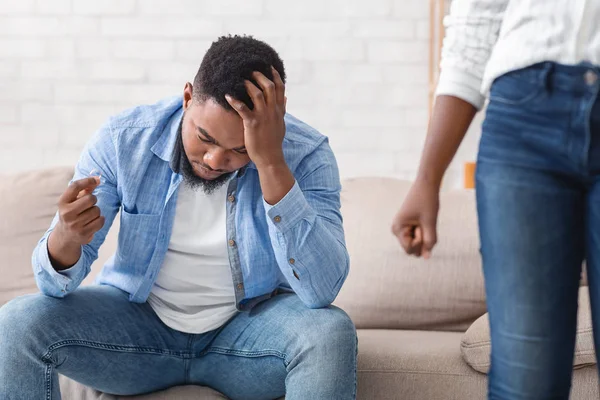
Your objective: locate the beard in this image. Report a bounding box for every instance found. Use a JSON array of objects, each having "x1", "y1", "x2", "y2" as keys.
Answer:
[{"x1": 175, "y1": 116, "x2": 233, "y2": 195}]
